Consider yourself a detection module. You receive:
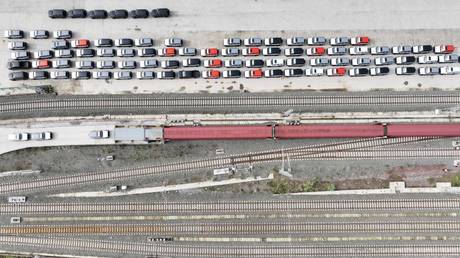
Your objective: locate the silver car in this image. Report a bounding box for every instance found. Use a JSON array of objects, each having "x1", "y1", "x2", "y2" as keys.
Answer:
[
  {"x1": 286, "y1": 37, "x2": 305, "y2": 46},
  {"x1": 223, "y1": 38, "x2": 241, "y2": 47},
  {"x1": 327, "y1": 47, "x2": 346, "y2": 56},
  {"x1": 140, "y1": 60, "x2": 158, "y2": 68},
  {"x1": 117, "y1": 60, "x2": 136, "y2": 69},
  {"x1": 351, "y1": 57, "x2": 372, "y2": 66},
  {"x1": 55, "y1": 49, "x2": 73, "y2": 58},
  {"x1": 30, "y1": 30, "x2": 49, "y2": 39},
  {"x1": 97, "y1": 48, "x2": 115, "y2": 57},
  {"x1": 329, "y1": 37, "x2": 349, "y2": 46},
  {"x1": 307, "y1": 36, "x2": 326, "y2": 45},
  {"x1": 33, "y1": 50, "x2": 53, "y2": 59},
  {"x1": 178, "y1": 47, "x2": 196, "y2": 56},
  {"x1": 52, "y1": 59, "x2": 71, "y2": 68},
  {"x1": 134, "y1": 38, "x2": 153, "y2": 47},
  {"x1": 93, "y1": 71, "x2": 112, "y2": 80},
  {"x1": 116, "y1": 48, "x2": 135, "y2": 57},
  {"x1": 53, "y1": 30, "x2": 72, "y2": 39},
  {"x1": 4, "y1": 30, "x2": 23, "y2": 39},
  {"x1": 10, "y1": 51, "x2": 29, "y2": 60},
  {"x1": 76, "y1": 61, "x2": 94, "y2": 69},
  {"x1": 50, "y1": 71, "x2": 69, "y2": 79},
  {"x1": 97, "y1": 60, "x2": 115, "y2": 69},
  {"x1": 224, "y1": 59, "x2": 243, "y2": 68},
  {"x1": 136, "y1": 71, "x2": 155, "y2": 79},
  {"x1": 8, "y1": 41, "x2": 27, "y2": 50},
  {"x1": 164, "y1": 37, "x2": 183, "y2": 47},
  {"x1": 114, "y1": 71, "x2": 132, "y2": 80},
  {"x1": 222, "y1": 48, "x2": 239, "y2": 57},
  {"x1": 243, "y1": 37, "x2": 263, "y2": 46}
]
